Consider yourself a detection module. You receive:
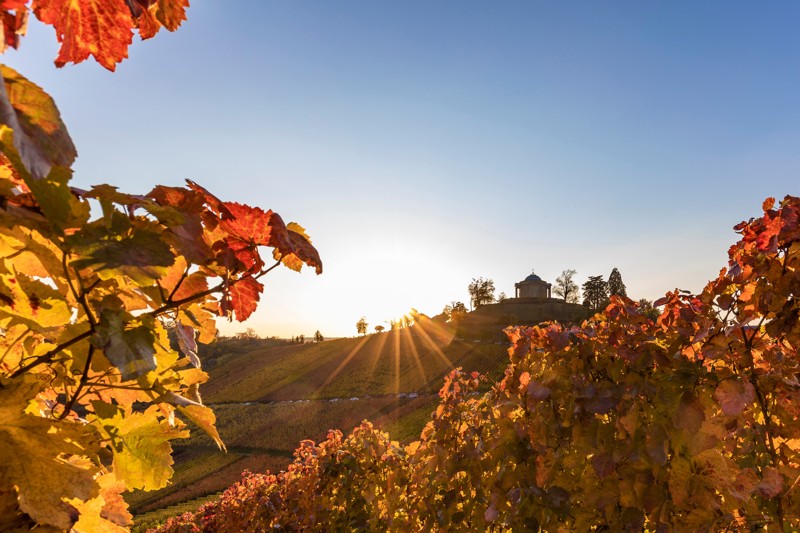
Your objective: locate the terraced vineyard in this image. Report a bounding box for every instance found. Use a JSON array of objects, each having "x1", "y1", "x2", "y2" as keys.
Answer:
[
  {"x1": 133, "y1": 494, "x2": 222, "y2": 532},
  {"x1": 133, "y1": 323, "x2": 512, "y2": 528}
]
